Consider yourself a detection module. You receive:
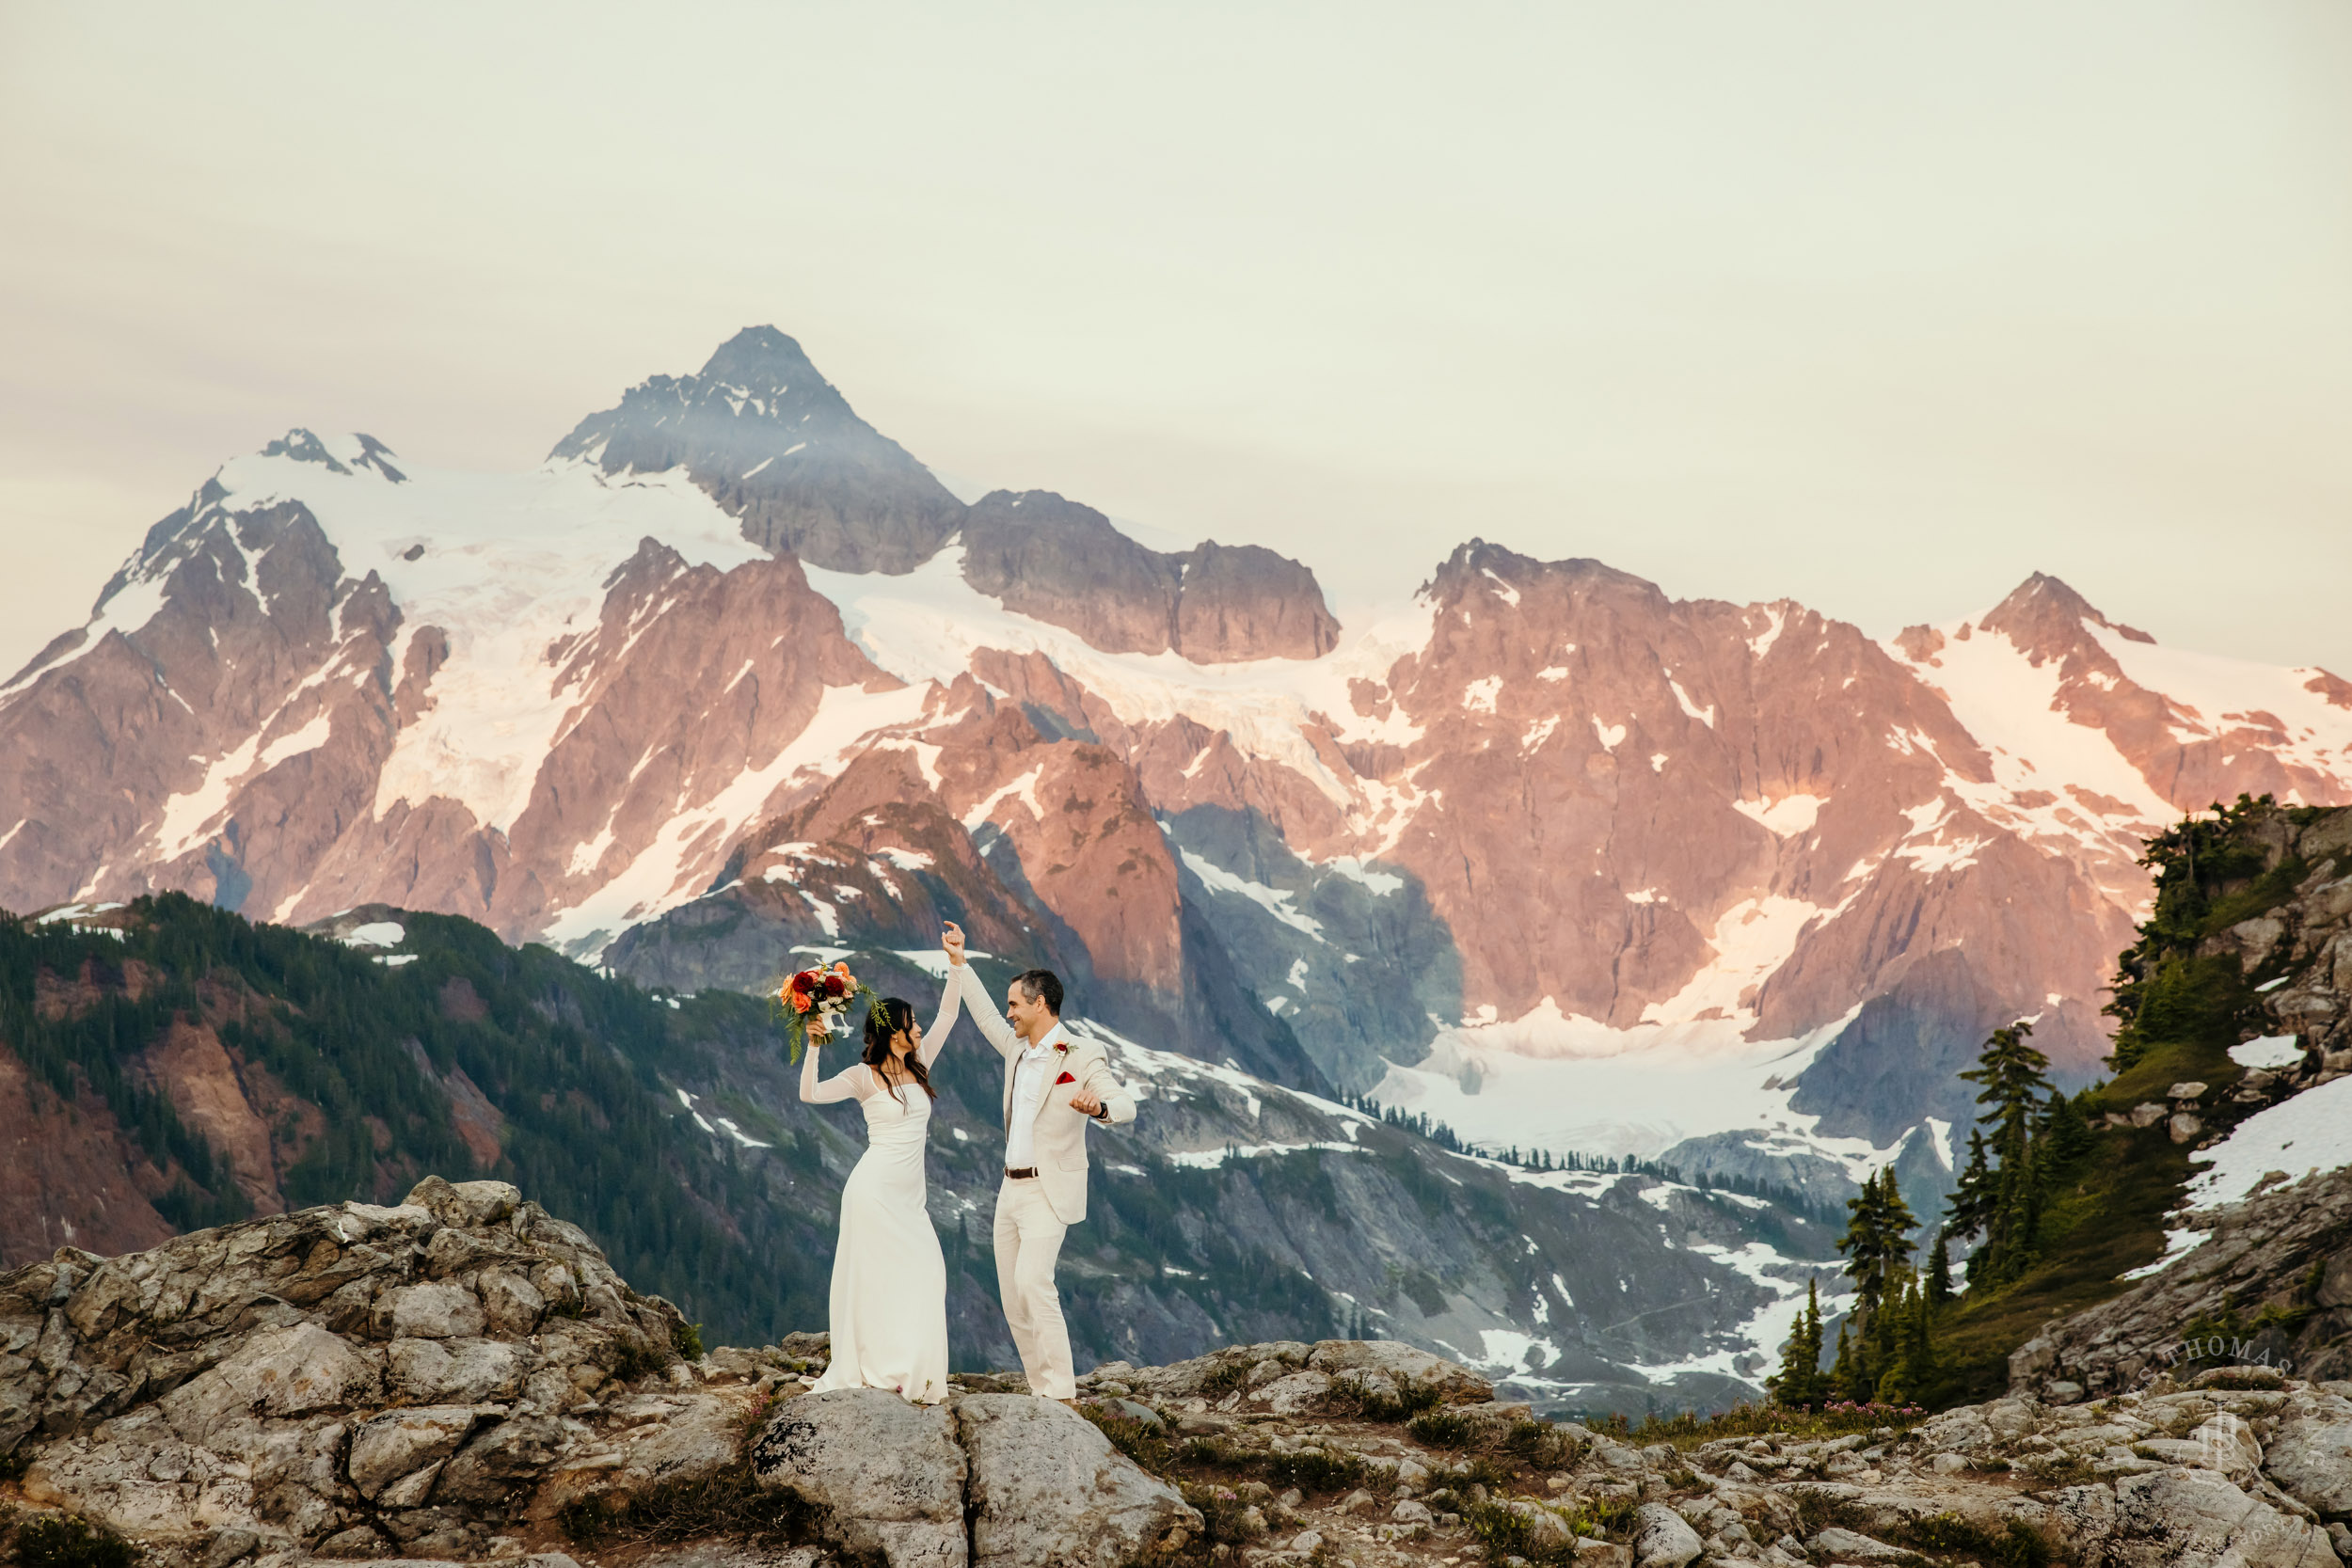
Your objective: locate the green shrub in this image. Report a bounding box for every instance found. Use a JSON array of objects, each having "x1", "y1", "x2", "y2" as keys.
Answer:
[
  {"x1": 1462, "y1": 1500, "x2": 1575, "y2": 1564},
  {"x1": 1262, "y1": 1448, "x2": 1368, "y2": 1496},
  {"x1": 670, "y1": 1320, "x2": 706, "y2": 1361},
  {"x1": 1198, "y1": 1360, "x2": 1252, "y2": 1400},
  {"x1": 1079, "y1": 1406, "x2": 1181, "y2": 1477},
  {"x1": 558, "y1": 1466, "x2": 806, "y2": 1545},
  {"x1": 1427, "y1": 1454, "x2": 1517, "y2": 1492},
  {"x1": 607, "y1": 1334, "x2": 670, "y2": 1384},
  {"x1": 12, "y1": 1514, "x2": 139, "y2": 1568},
  {"x1": 1177, "y1": 1483, "x2": 1266, "y2": 1546},
  {"x1": 1901, "y1": 1513, "x2": 2059, "y2": 1568},
  {"x1": 1327, "y1": 1375, "x2": 1443, "y2": 1423},
  {"x1": 1786, "y1": 1487, "x2": 1870, "y2": 1540},
  {"x1": 1502, "y1": 1418, "x2": 1578, "y2": 1468},
  {"x1": 1605, "y1": 1401, "x2": 1919, "y2": 1452},
  {"x1": 1405, "y1": 1407, "x2": 1477, "y2": 1448}
]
